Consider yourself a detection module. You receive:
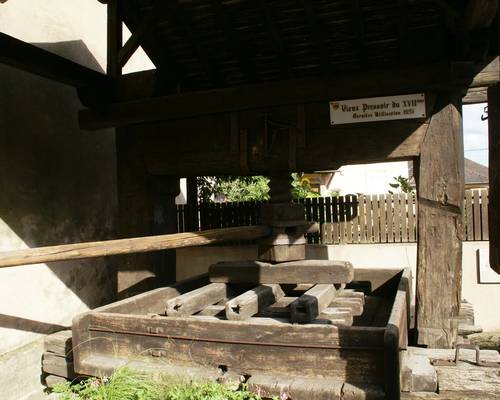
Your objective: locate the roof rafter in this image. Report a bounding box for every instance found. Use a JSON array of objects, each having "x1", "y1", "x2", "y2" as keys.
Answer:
[
  {"x1": 258, "y1": 0, "x2": 291, "y2": 78},
  {"x1": 0, "y1": 32, "x2": 108, "y2": 88},
  {"x1": 301, "y1": 0, "x2": 329, "y2": 75},
  {"x1": 212, "y1": 0, "x2": 257, "y2": 83},
  {"x1": 121, "y1": 0, "x2": 181, "y2": 90},
  {"x1": 350, "y1": 0, "x2": 367, "y2": 68},
  {"x1": 165, "y1": 0, "x2": 221, "y2": 86}
]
